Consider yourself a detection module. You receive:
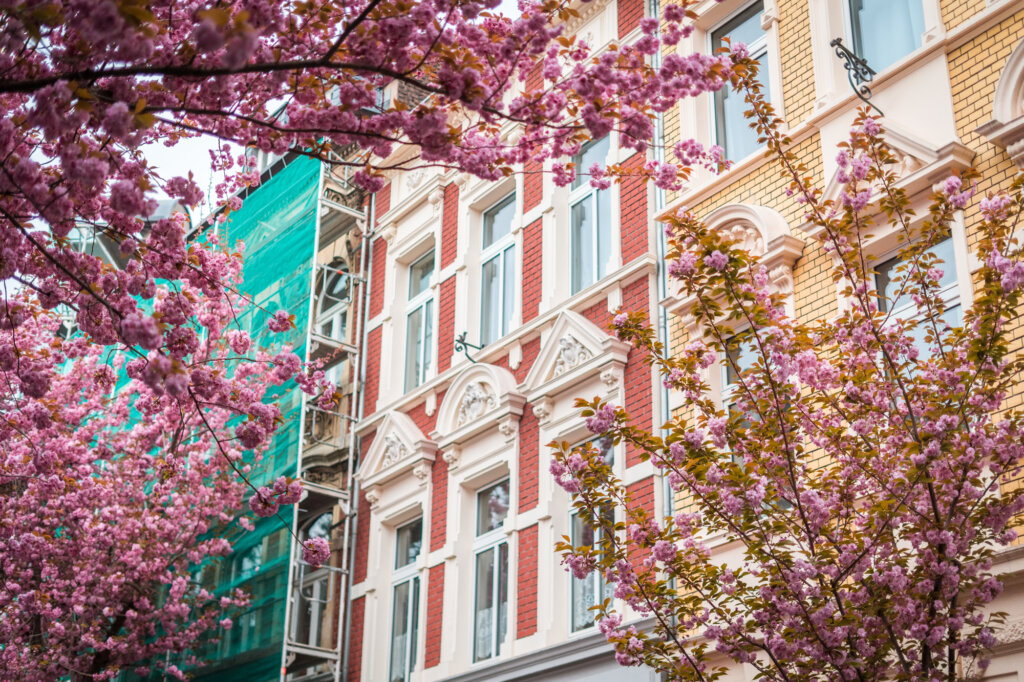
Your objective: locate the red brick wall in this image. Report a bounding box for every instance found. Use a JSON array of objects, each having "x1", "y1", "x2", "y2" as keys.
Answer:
[
  {"x1": 369, "y1": 236, "x2": 388, "y2": 318},
  {"x1": 408, "y1": 389, "x2": 444, "y2": 437},
  {"x1": 441, "y1": 183, "x2": 459, "y2": 269},
  {"x1": 522, "y1": 219, "x2": 543, "y2": 324},
  {"x1": 375, "y1": 183, "x2": 391, "y2": 222},
  {"x1": 581, "y1": 297, "x2": 608, "y2": 330},
  {"x1": 524, "y1": 159, "x2": 543, "y2": 212},
  {"x1": 364, "y1": 326, "x2": 382, "y2": 415},
  {"x1": 625, "y1": 476, "x2": 655, "y2": 566},
  {"x1": 348, "y1": 595, "x2": 366, "y2": 681},
  {"x1": 516, "y1": 524, "x2": 539, "y2": 638},
  {"x1": 619, "y1": 153, "x2": 648, "y2": 264},
  {"x1": 518, "y1": 409, "x2": 540, "y2": 512},
  {"x1": 622, "y1": 277, "x2": 652, "y2": 466},
  {"x1": 514, "y1": 337, "x2": 540, "y2": 384},
  {"x1": 437, "y1": 276, "x2": 456, "y2": 373},
  {"x1": 618, "y1": 0, "x2": 644, "y2": 38},
  {"x1": 525, "y1": 63, "x2": 543, "y2": 94},
  {"x1": 424, "y1": 563, "x2": 446, "y2": 668},
  {"x1": 353, "y1": 490, "x2": 372, "y2": 584},
  {"x1": 430, "y1": 455, "x2": 448, "y2": 552}
]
